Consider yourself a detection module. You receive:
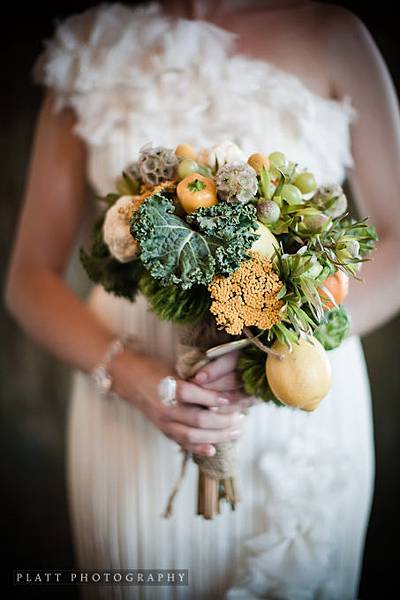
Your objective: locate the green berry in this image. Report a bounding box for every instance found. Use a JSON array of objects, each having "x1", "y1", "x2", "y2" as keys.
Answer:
[
  {"x1": 294, "y1": 172, "x2": 318, "y2": 193},
  {"x1": 178, "y1": 158, "x2": 199, "y2": 180},
  {"x1": 303, "y1": 214, "x2": 329, "y2": 233},
  {"x1": 268, "y1": 152, "x2": 287, "y2": 170},
  {"x1": 281, "y1": 184, "x2": 303, "y2": 205}
]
